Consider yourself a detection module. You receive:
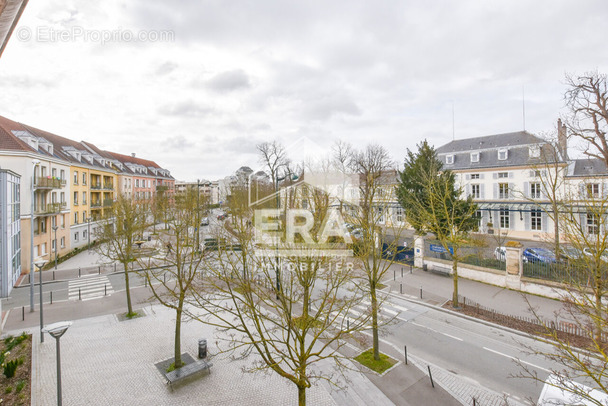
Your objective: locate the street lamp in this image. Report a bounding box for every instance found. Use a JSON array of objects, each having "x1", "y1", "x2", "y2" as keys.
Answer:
[
  {"x1": 86, "y1": 217, "x2": 92, "y2": 250},
  {"x1": 30, "y1": 159, "x2": 41, "y2": 312},
  {"x1": 34, "y1": 259, "x2": 46, "y2": 343},
  {"x1": 42, "y1": 321, "x2": 72, "y2": 406},
  {"x1": 52, "y1": 225, "x2": 59, "y2": 270},
  {"x1": 196, "y1": 179, "x2": 201, "y2": 251}
]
